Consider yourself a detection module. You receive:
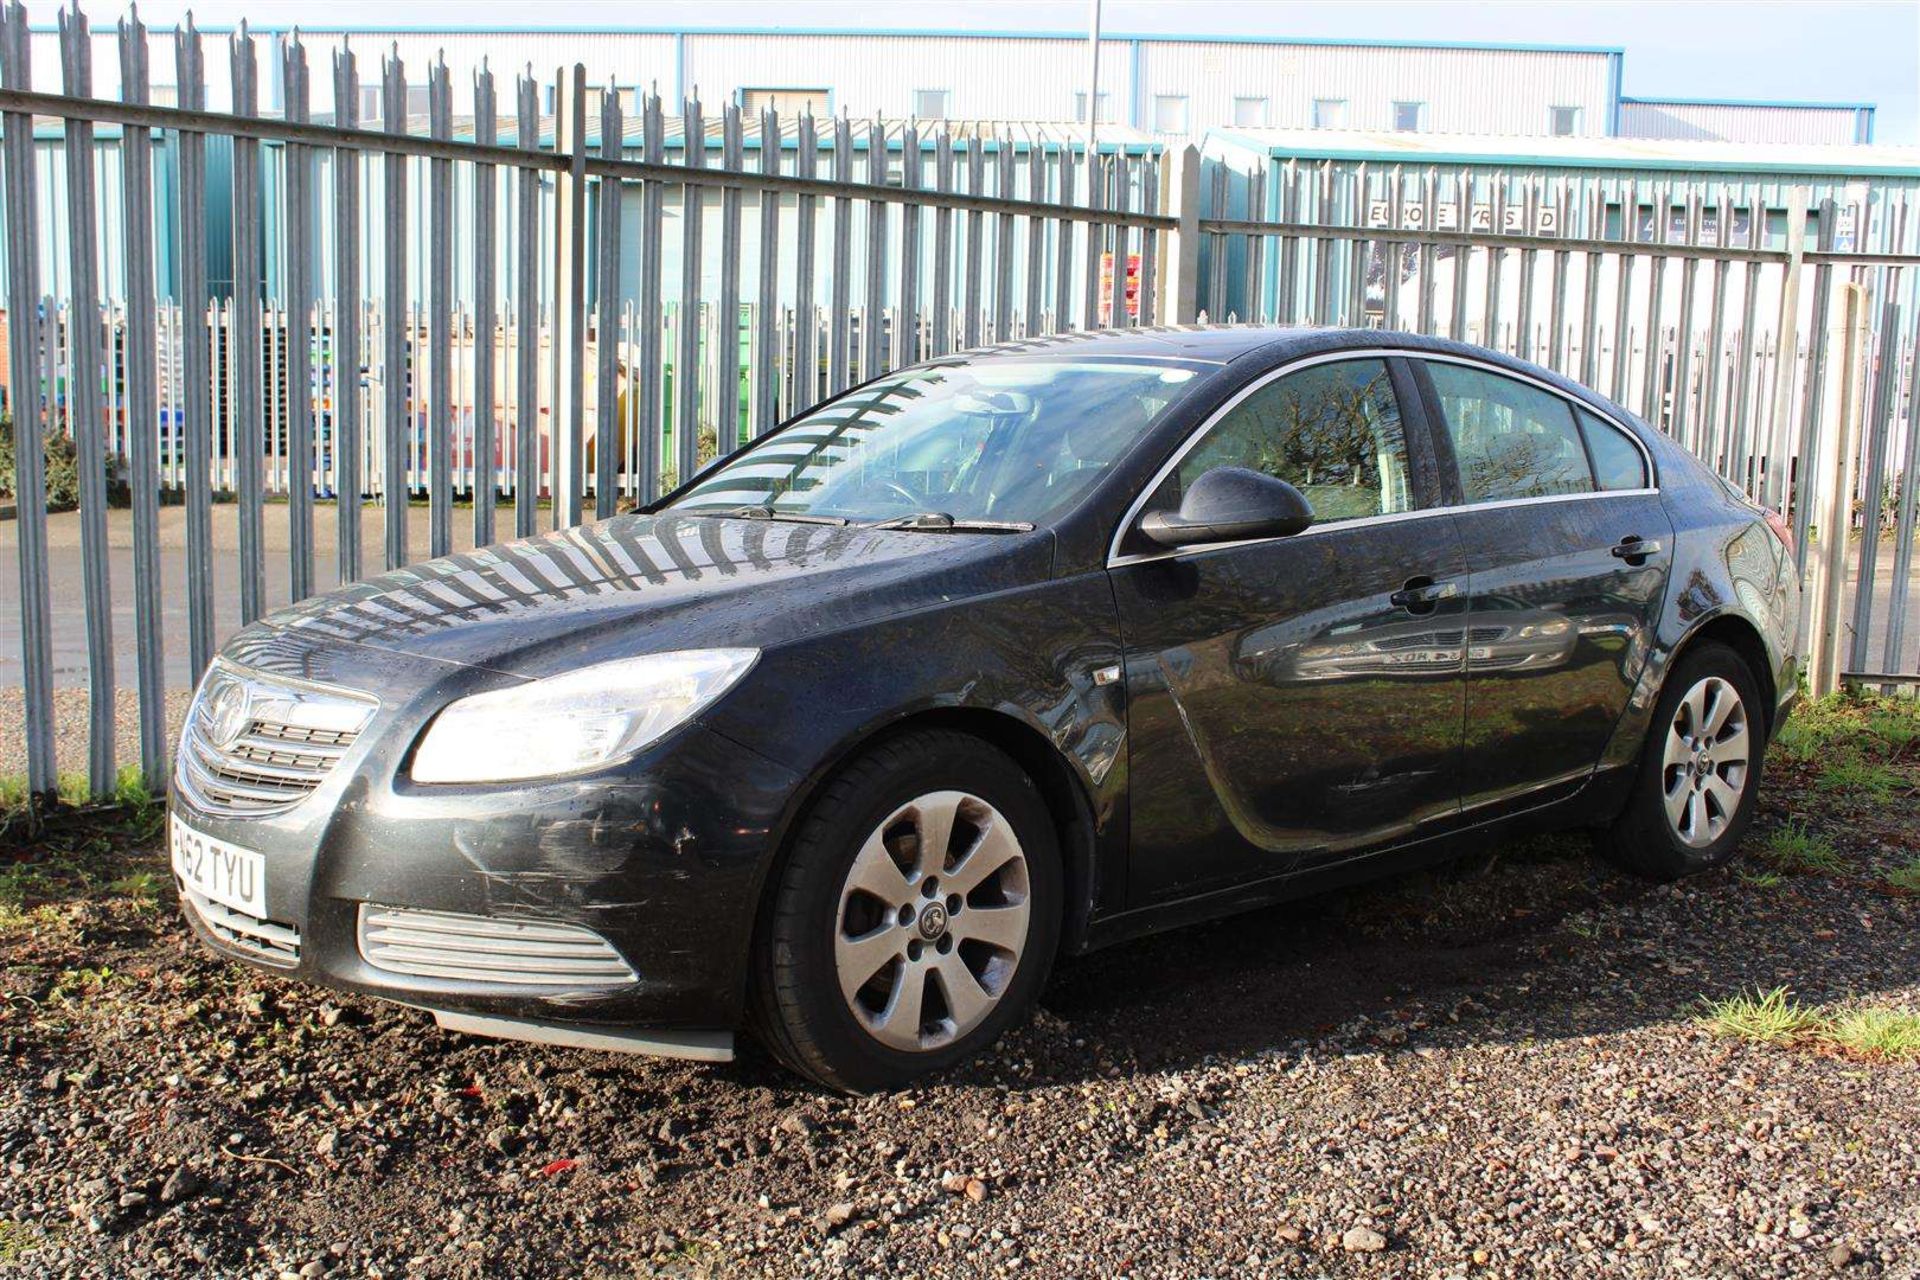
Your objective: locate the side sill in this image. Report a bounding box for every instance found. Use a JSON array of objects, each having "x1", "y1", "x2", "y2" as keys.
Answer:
[
  {"x1": 1083, "y1": 764, "x2": 1636, "y2": 953},
  {"x1": 425, "y1": 1008, "x2": 735, "y2": 1062}
]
